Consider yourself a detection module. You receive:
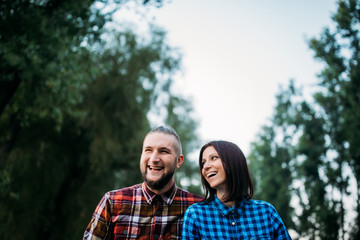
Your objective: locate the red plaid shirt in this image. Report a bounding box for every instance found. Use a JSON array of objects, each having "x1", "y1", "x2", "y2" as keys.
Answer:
[{"x1": 83, "y1": 183, "x2": 203, "y2": 240}]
